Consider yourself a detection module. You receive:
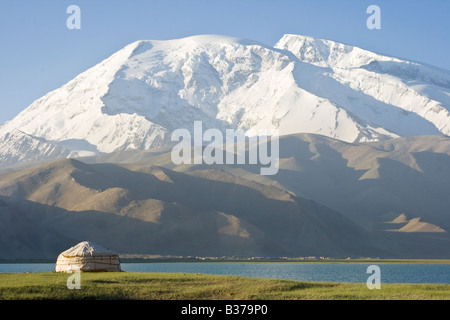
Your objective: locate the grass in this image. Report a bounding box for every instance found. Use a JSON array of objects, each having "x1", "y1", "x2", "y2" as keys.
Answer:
[{"x1": 0, "y1": 272, "x2": 449, "y2": 300}]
